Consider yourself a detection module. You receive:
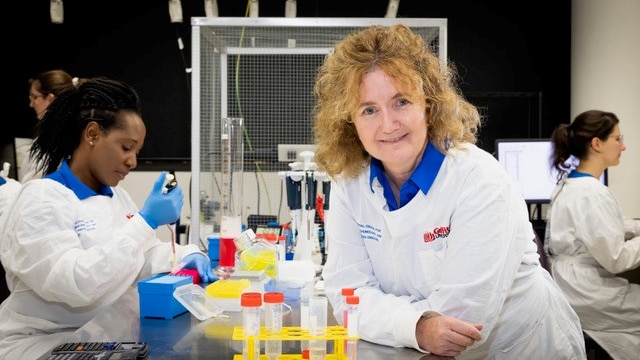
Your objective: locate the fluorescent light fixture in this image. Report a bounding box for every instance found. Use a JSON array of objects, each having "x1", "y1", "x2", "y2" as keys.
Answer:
[
  {"x1": 249, "y1": 0, "x2": 259, "y2": 18},
  {"x1": 50, "y1": 0, "x2": 64, "y2": 24},
  {"x1": 204, "y1": 0, "x2": 219, "y2": 17},
  {"x1": 385, "y1": 0, "x2": 399, "y2": 18},
  {"x1": 285, "y1": 0, "x2": 297, "y2": 18},
  {"x1": 169, "y1": 0, "x2": 183, "y2": 23}
]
